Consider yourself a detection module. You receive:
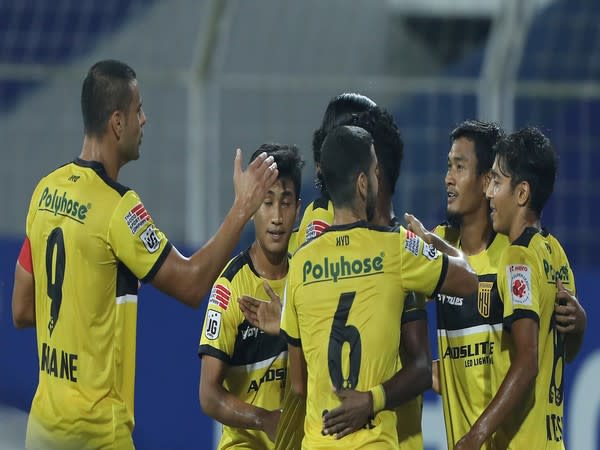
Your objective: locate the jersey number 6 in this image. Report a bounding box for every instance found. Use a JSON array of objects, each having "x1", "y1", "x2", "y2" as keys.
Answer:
[{"x1": 328, "y1": 291, "x2": 362, "y2": 389}]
